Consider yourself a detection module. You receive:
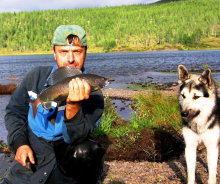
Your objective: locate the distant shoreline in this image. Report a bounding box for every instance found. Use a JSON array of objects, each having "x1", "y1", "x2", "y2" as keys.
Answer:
[{"x1": 1, "y1": 46, "x2": 220, "y2": 56}]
